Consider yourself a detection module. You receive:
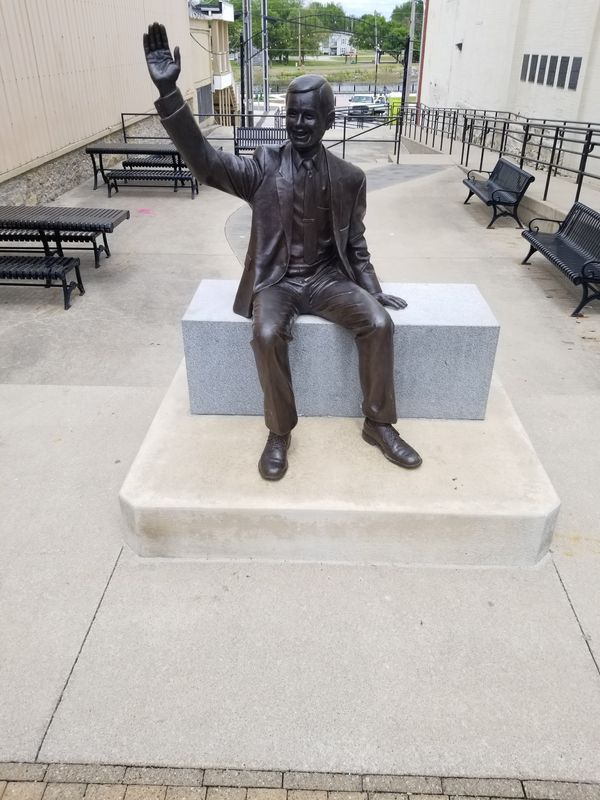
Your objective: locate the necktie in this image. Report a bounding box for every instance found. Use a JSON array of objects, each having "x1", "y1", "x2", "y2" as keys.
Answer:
[{"x1": 301, "y1": 159, "x2": 317, "y2": 264}]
